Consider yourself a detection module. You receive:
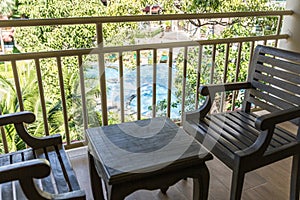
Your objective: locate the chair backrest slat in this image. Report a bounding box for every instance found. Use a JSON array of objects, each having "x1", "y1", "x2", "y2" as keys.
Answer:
[{"x1": 257, "y1": 54, "x2": 300, "y2": 75}]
